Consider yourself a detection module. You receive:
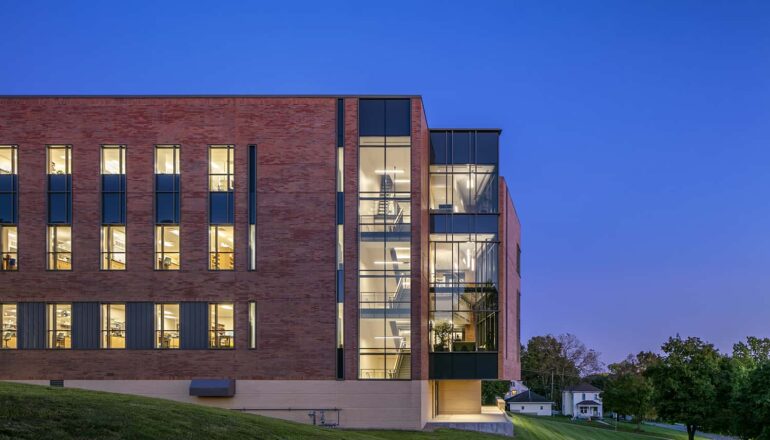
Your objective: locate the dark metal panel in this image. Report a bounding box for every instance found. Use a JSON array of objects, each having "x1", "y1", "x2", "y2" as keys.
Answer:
[
  {"x1": 18, "y1": 302, "x2": 45, "y2": 349},
  {"x1": 126, "y1": 302, "x2": 154, "y2": 349},
  {"x1": 189, "y1": 379, "x2": 235, "y2": 397},
  {"x1": 180, "y1": 302, "x2": 208, "y2": 350},
  {"x1": 429, "y1": 352, "x2": 498, "y2": 379},
  {"x1": 72, "y1": 302, "x2": 100, "y2": 349}
]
